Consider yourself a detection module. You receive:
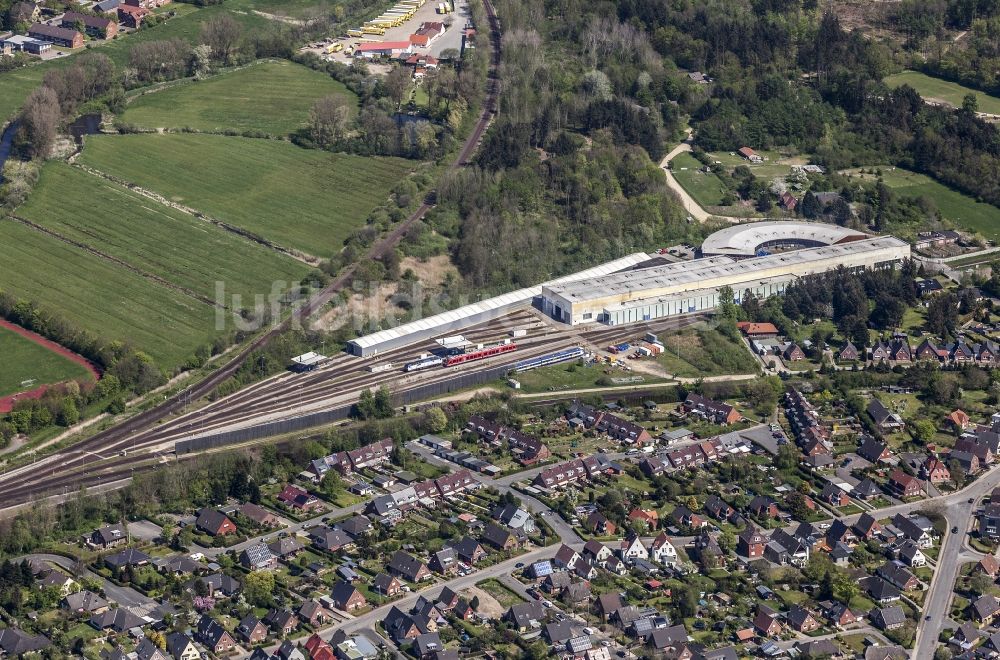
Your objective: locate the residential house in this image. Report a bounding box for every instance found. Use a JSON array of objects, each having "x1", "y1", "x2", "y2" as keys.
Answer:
[
  {"x1": 868, "y1": 399, "x2": 905, "y2": 432},
  {"x1": 263, "y1": 609, "x2": 299, "y2": 636},
  {"x1": 585, "y1": 510, "x2": 617, "y2": 536},
  {"x1": 330, "y1": 580, "x2": 368, "y2": 611},
  {"x1": 838, "y1": 342, "x2": 860, "y2": 362},
  {"x1": 738, "y1": 525, "x2": 767, "y2": 559},
  {"x1": 196, "y1": 616, "x2": 237, "y2": 655},
  {"x1": 504, "y1": 601, "x2": 546, "y2": 632},
  {"x1": 240, "y1": 543, "x2": 277, "y2": 571},
  {"x1": 104, "y1": 548, "x2": 151, "y2": 571},
  {"x1": 921, "y1": 457, "x2": 951, "y2": 484},
  {"x1": 649, "y1": 532, "x2": 678, "y2": 565},
  {"x1": 372, "y1": 573, "x2": 402, "y2": 596},
  {"x1": 972, "y1": 595, "x2": 1000, "y2": 624},
  {"x1": 682, "y1": 393, "x2": 743, "y2": 425},
  {"x1": 481, "y1": 521, "x2": 522, "y2": 551},
  {"x1": 195, "y1": 509, "x2": 237, "y2": 537},
  {"x1": 858, "y1": 436, "x2": 892, "y2": 463},
  {"x1": 277, "y1": 484, "x2": 320, "y2": 511},
  {"x1": 753, "y1": 606, "x2": 782, "y2": 636},
  {"x1": 387, "y1": 550, "x2": 431, "y2": 582},
  {"x1": 820, "y1": 482, "x2": 851, "y2": 507},
  {"x1": 298, "y1": 600, "x2": 334, "y2": 627},
  {"x1": 948, "y1": 409, "x2": 972, "y2": 431},
  {"x1": 872, "y1": 606, "x2": 906, "y2": 631},
  {"x1": 786, "y1": 606, "x2": 820, "y2": 633},
  {"x1": 60, "y1": 11, "x2": 117, "y2": 38},
  {"x1": 117, "y1": 4, "x2": 149, "y2": 28},
  {"x1": 27, "y1": 23, "x2": 83, "y2": 48},
  {"x1": 877, "y1": 562, "x2": 919, "y2": 591},
  {"x1": 310, "y1": 526, "x2": 355, "y2": 552},
  {"x1": 238, "y1": 503, "x2": 279, "y2": 528},
  {"x1": 89, "y1": 523, "x2": 129, "y2": 549},
  {"x1": 165, "y1": 632, "x2": 199, "y2": 660},
  {"x1": 63, "y1": 590, "x2": 108, "y2": 615},
  {"x1": 236, "y1": 614, "x2": 268, "y2": 645},
  {"x1": 449, "y1": 536, "x2": 486, "y2": 564},
  {"x1": 888, "y1": 470, "x2": 923, "y2": 498}
]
